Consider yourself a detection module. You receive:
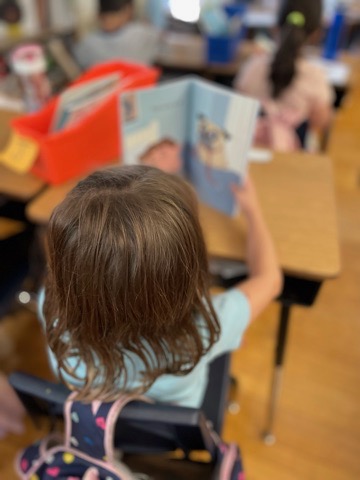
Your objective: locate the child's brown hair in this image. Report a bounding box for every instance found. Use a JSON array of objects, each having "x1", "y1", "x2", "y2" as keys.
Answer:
[{"x1": 43, "y1": 165, "x2": 220, "y2": 401}]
